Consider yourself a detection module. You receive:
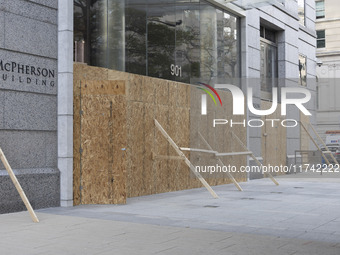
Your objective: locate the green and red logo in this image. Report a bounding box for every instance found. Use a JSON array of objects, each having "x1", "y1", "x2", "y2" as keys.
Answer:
[{"x1": 197, "y1": 82, "x2": 223, "y2": 107}]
